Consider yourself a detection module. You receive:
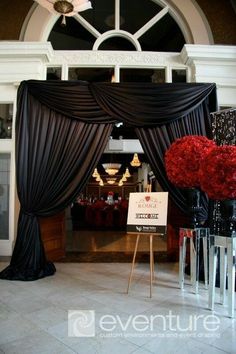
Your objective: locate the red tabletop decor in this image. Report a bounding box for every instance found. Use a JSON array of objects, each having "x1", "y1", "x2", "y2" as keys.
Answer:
[
  {"x1": 199, "y1": 145, "x2": 236, "y2": 200},
  {"x1": 165, "y1": 135, "x2": 216, "y2": 188}
]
